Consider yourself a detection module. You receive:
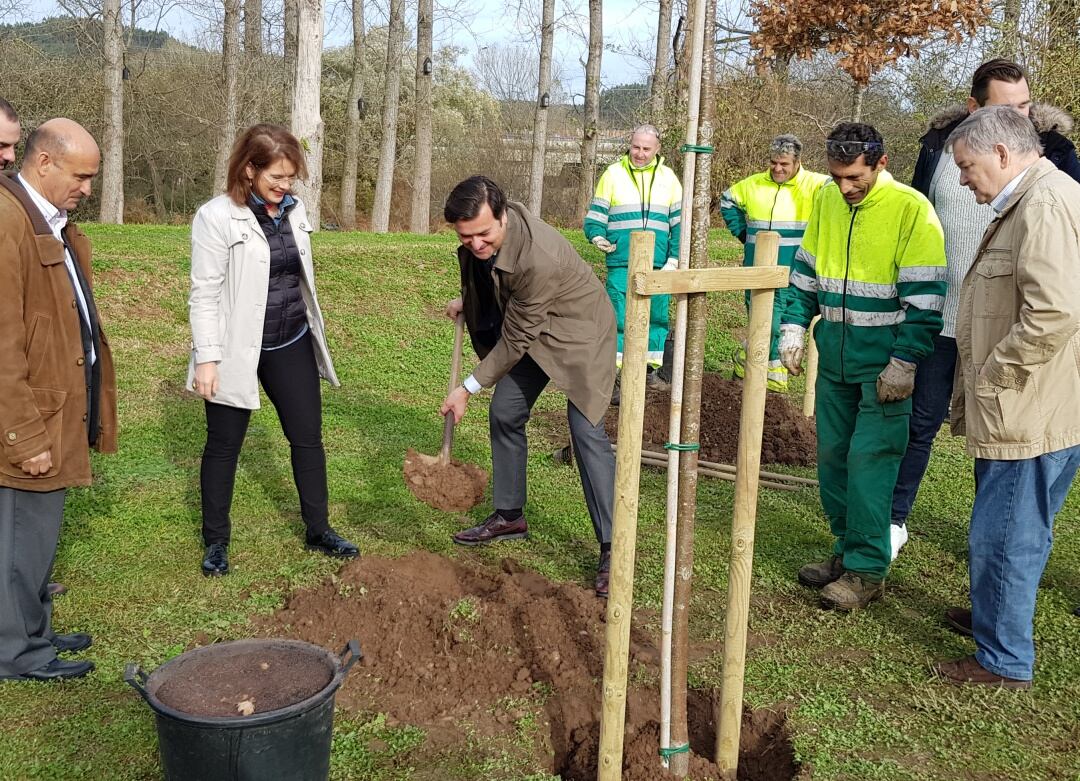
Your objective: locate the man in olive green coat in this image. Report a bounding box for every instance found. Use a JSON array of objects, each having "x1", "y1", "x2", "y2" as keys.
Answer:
[{"x1": 439, "y1": 176, "x2": 617, "y2": 597}]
